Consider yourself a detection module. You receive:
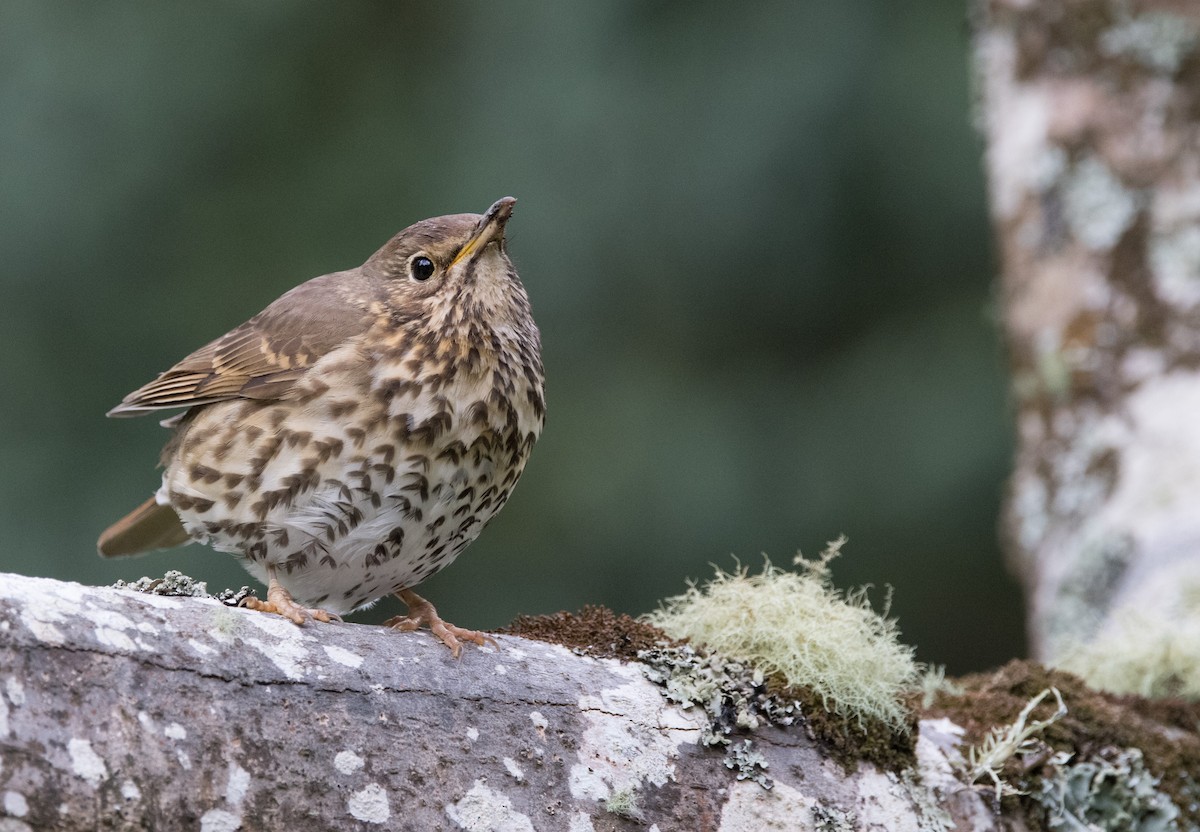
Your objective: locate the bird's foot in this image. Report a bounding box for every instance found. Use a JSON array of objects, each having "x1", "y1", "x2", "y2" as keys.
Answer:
[
  {"x1": 241, "y1": 580, "x2": 341, "y2": 626},
  {"x1": 385, "y1": 588, "x2": 498, "y2": 658}
]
